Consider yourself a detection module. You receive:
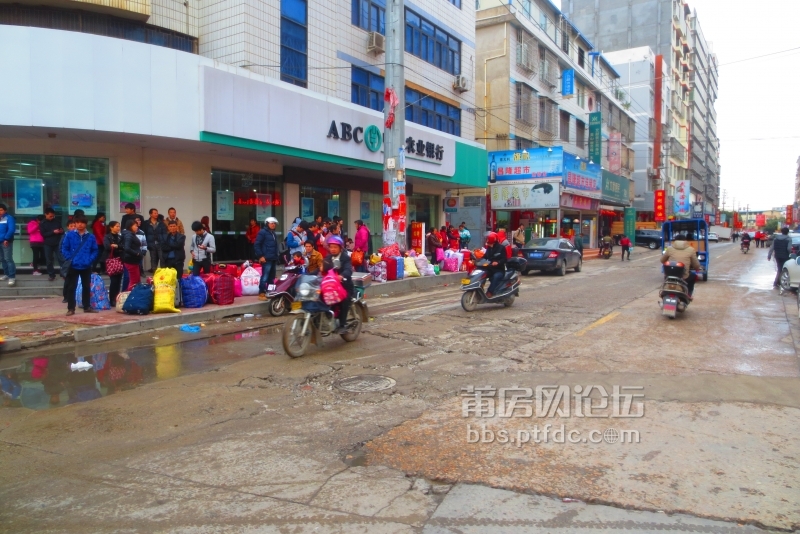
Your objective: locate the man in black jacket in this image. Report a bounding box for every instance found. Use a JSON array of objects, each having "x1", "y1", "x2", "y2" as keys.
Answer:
[
  {"x1": 39, "y1": 208, "x2": 64, "y2": 282},
  {"x1": 161, "y1": 221, "x2": 186, "y2": 276},
  {"x1": 143, "y1": 208, "x2": 168, "y2": 272},
  {"x1": 254, "y1": 217, "x2": 280, "y2": 300},
  {"x1": 120, "y1": 203, "x2": 142, "y2": 233},
  {"x1": 768, "y1": 227, "x2": 792, "y2": 289},
  {"x1": 322, "y1": 235, "x2": 354, "y2": 333},
  {"x1": 484, "y1": 232, "x2": 508, "y2": 298}
]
